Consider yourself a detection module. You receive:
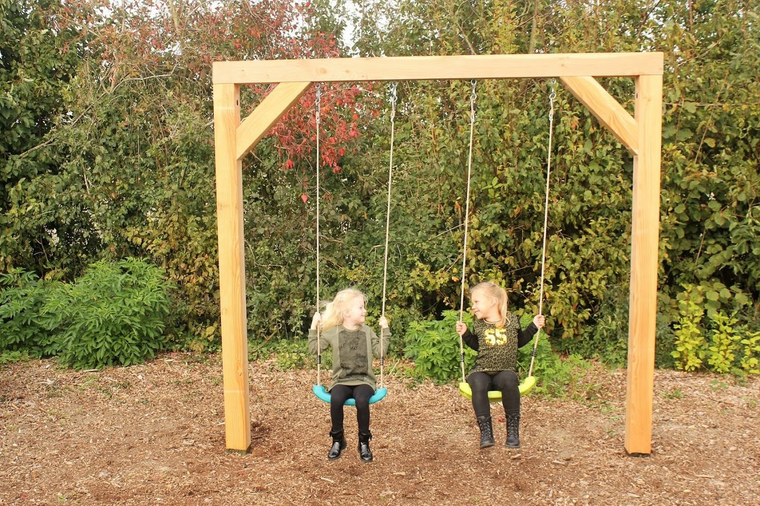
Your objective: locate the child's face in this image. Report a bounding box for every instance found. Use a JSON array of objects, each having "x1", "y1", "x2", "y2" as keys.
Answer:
[
  {"x1": 471, "y1": 289, "x2": 497, "y2": 320},
  {"x1": 342, "y1": 296, "x2": 367, "y2": 326}
]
